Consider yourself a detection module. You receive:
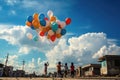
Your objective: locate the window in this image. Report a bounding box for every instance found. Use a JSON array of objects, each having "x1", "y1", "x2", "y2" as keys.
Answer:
[
  {"x1": 114, "y1": 60, "x2": 120, "y2": 67},
  {"x1": 101, "y1": 61, "x2": 107, "y2": 67}
]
